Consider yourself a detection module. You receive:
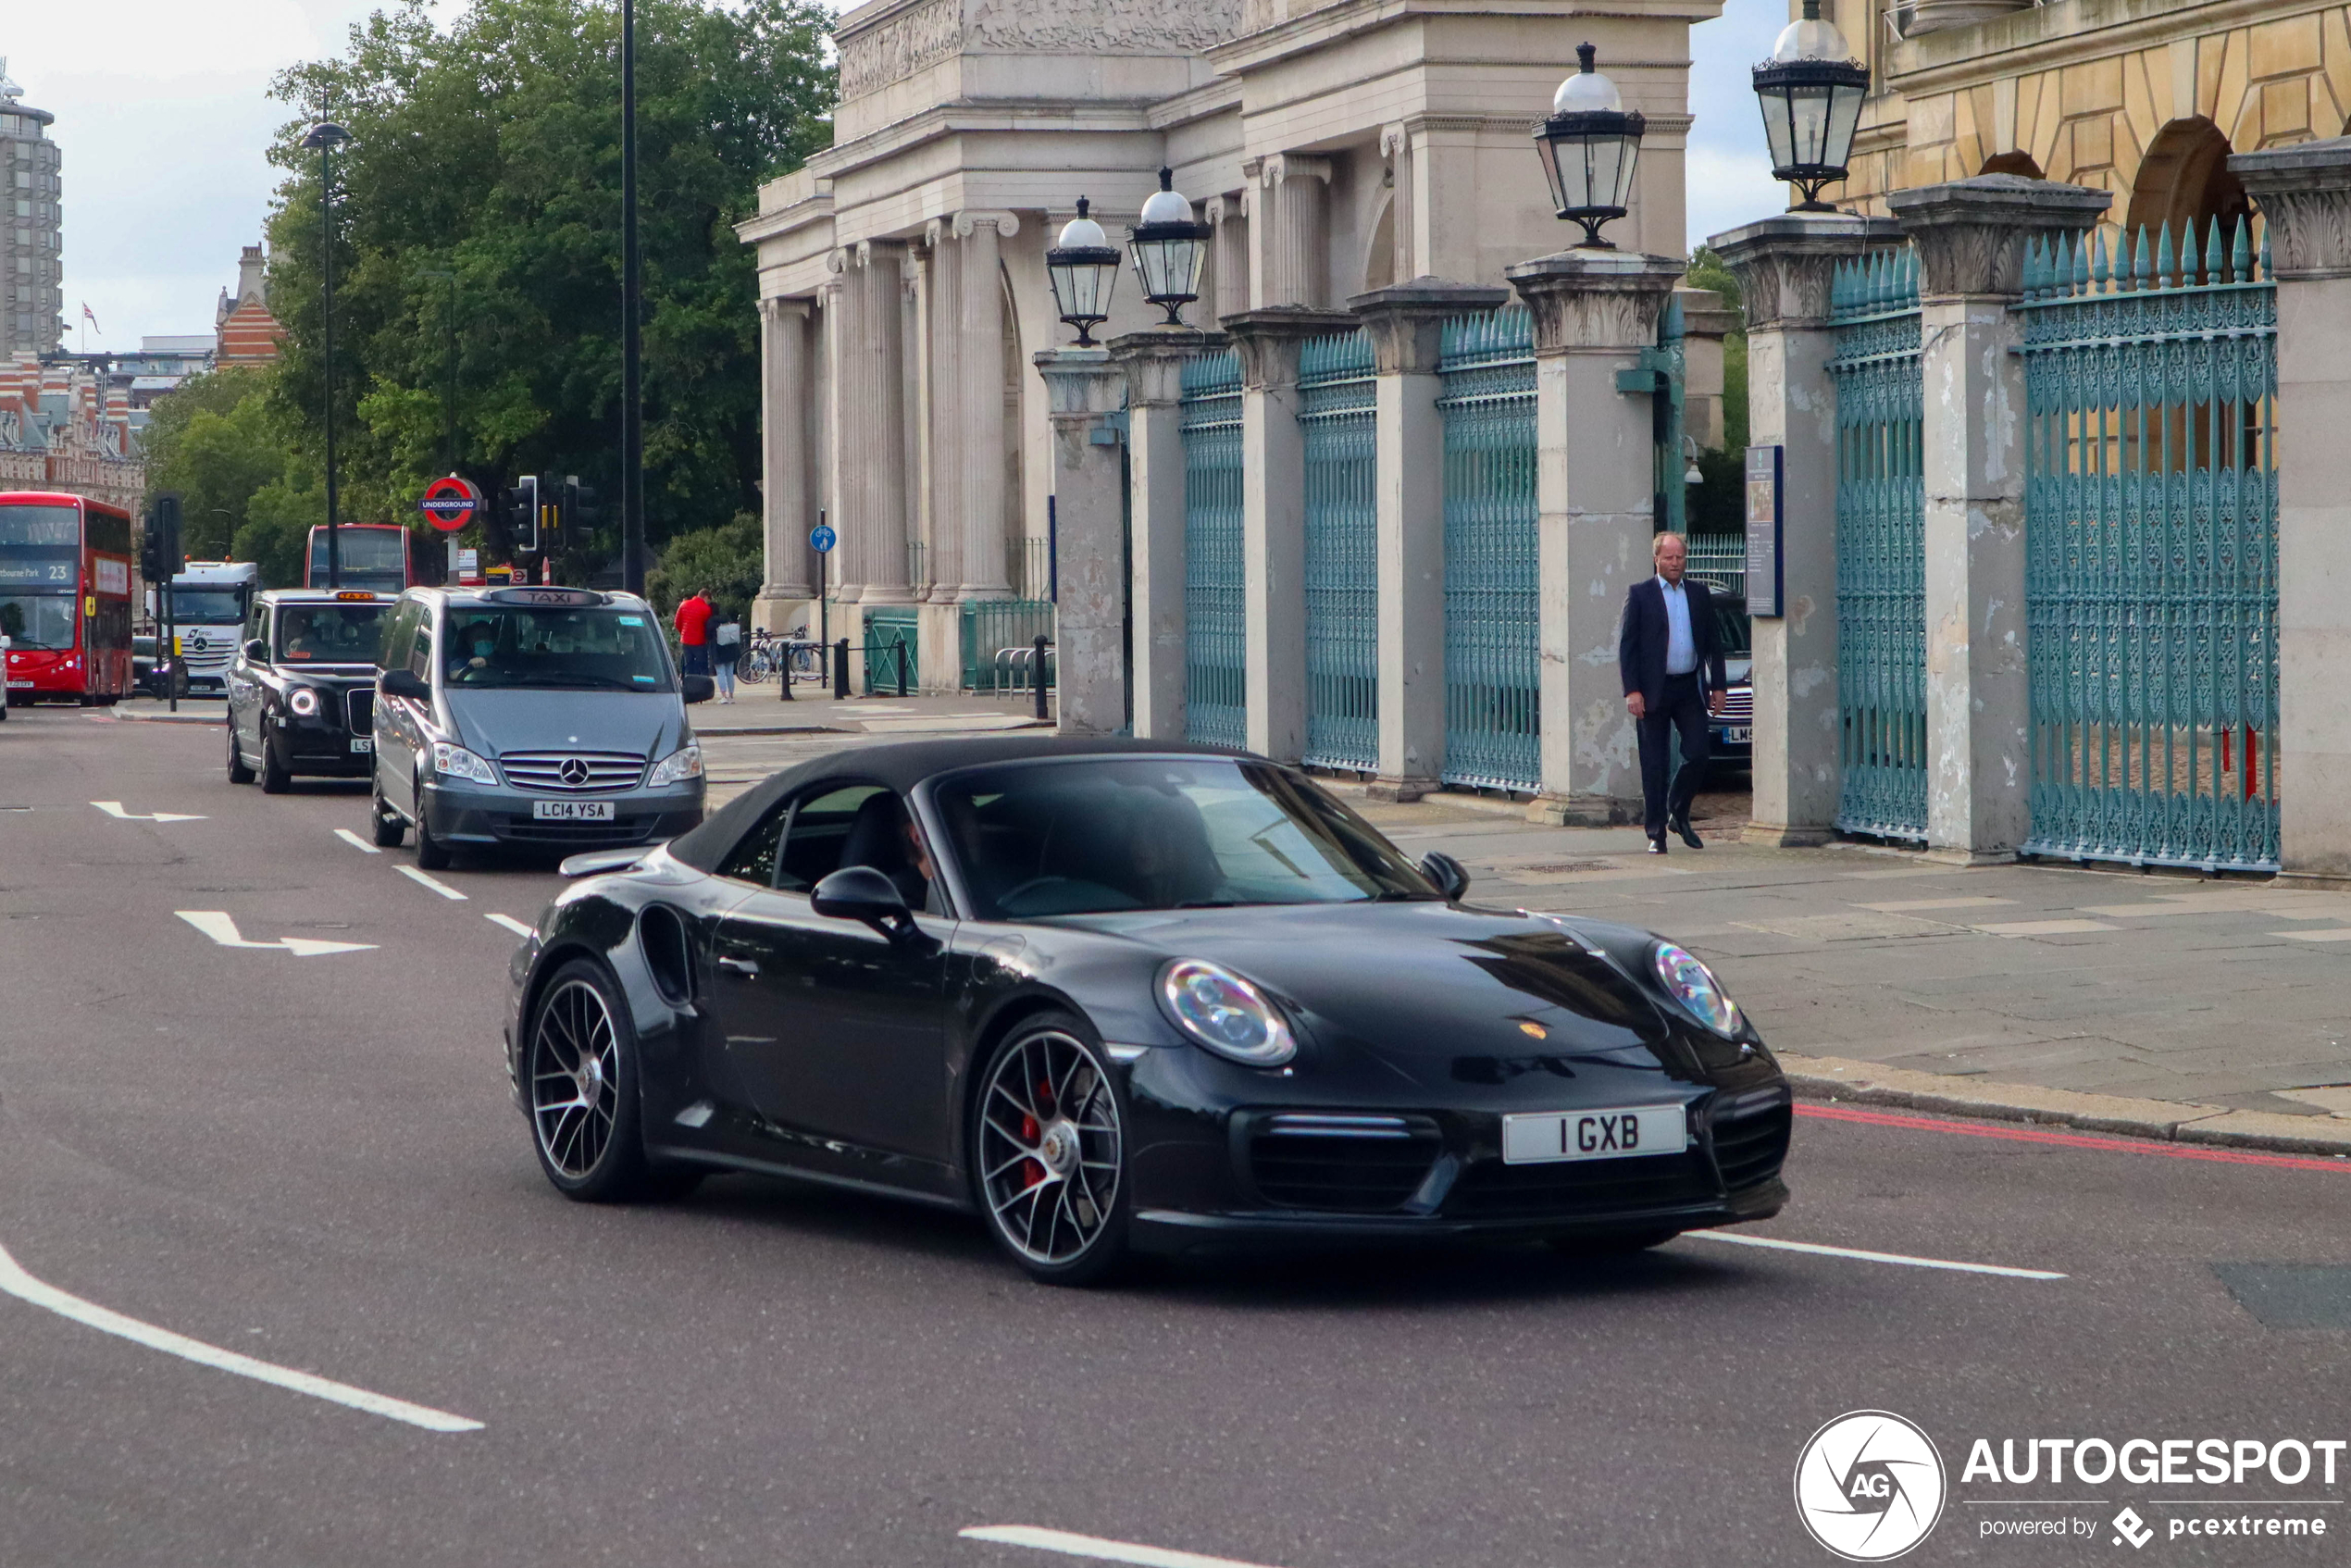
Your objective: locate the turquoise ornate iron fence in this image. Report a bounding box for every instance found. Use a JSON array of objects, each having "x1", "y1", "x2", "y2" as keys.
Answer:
[
  {"x1": 1180, "y1": 351, "x2": 1246, "y2": 749},
  {"x1": 2017, "y1": 221, "x2": 2279, "y2": 872},
  {"x1": 1437, "y1": 306, "x2": 1540, "y2": 792},
  {"x1": 863, "y1": 606, "x2": 919, "y2": 693},
  {"x1": 1829, "y1": 247, "x2": 1928, "y2": 840},
  {"x1": 960, "y1": 599, "x2": 1055, "y2": 691},
  {"x1": 1298, "y1": 329, "x2": 1379, "y2": 771}
]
